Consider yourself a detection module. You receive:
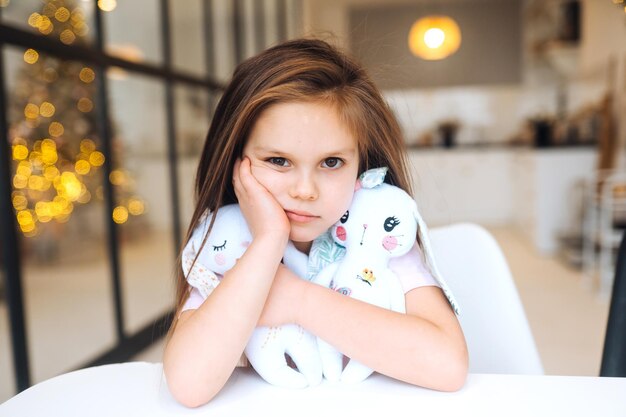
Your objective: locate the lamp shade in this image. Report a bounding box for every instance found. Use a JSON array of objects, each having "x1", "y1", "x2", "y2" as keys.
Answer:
[{"x1": 408, "y1": 16, "x2": 462, "y2": 60}]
